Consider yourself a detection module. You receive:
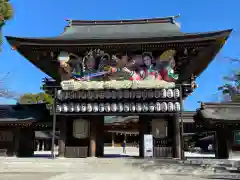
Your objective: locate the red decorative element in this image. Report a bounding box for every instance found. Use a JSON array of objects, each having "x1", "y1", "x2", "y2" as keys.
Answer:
[
  {"x1": 159, "y1": 68, "x2": 175, "y2": 82},
  {"x1": 129, "y1": 73, "x2": 141, "y2": 81}
]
